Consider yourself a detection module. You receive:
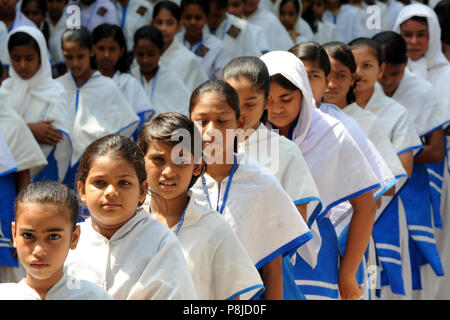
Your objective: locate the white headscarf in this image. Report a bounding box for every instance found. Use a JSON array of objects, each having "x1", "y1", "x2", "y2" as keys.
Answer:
[
  {"x1": 0, "y1": 26, "x2": 69, "y2": 118},
  {"x1": 393, "y1": 3, "x2": 449, "y2": 78}
]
